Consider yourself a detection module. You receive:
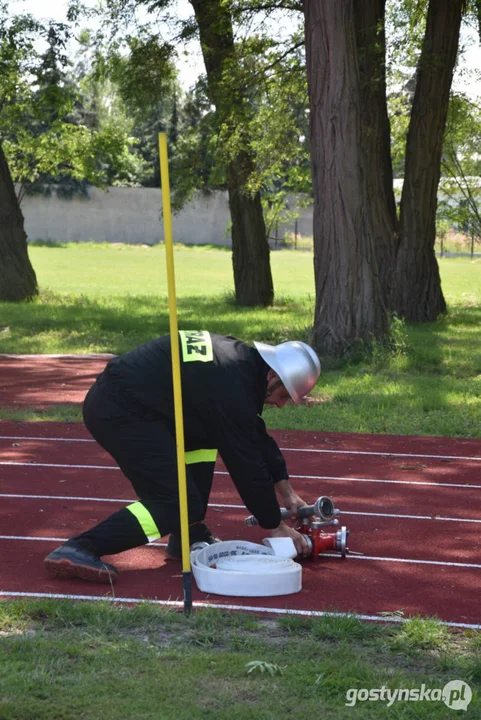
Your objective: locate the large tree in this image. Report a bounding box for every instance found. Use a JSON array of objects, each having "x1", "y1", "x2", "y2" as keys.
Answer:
[
  {"x1": 0, "y1": 9, "x2": 149, "y2": 302},
  {"x1": 354, "y1": 0, "x2": 398, "y2": 310},
  {"x1": 304, "y1": 0, "x2": 472, "y2": 352},
  {"x1": 304, "y1": 0, "x2": 388, "y2": 355},
  {"x1": 189, "y1": 0, "x2": 273, "y2": 306},
  {"x1": 394, "y1": 0, "x2": 466, "y2": 321},
  {"x1": 0, "y1": 142, "x2": 37, "y2": 301},
  {"x1": 93, "y1": 0, "x2": 279, "y2": 305},
  {"x1": 0, "y1": 10, "x2": 40, "y2": 301}
]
